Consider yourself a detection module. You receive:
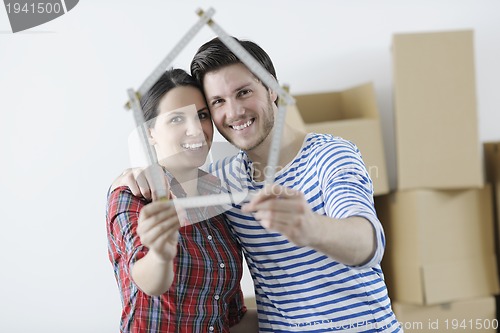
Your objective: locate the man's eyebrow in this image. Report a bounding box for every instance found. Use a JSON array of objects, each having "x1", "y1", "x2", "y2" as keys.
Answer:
[
  {"x1": 207, "y1": 82, "x2": 254, "y2": 101},
  {"x1": 207, "y1": 94, "x2": 221, "y2": 101},
  {"x1": 233, "y1": 83, "x2": 252, "y2": 94},
  {"x1": 197, "y1": 107, "x2": 208, "y2": 112}
]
